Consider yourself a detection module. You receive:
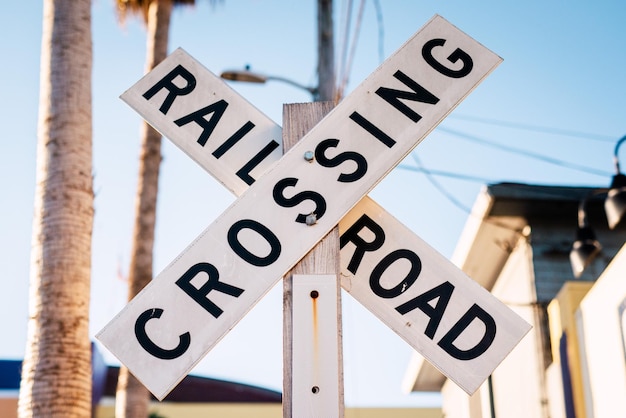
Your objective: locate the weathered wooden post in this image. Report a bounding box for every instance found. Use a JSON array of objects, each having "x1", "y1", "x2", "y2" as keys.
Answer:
[{"x1": 282, "y1": 102, "x2": 344, "y2": 418}]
